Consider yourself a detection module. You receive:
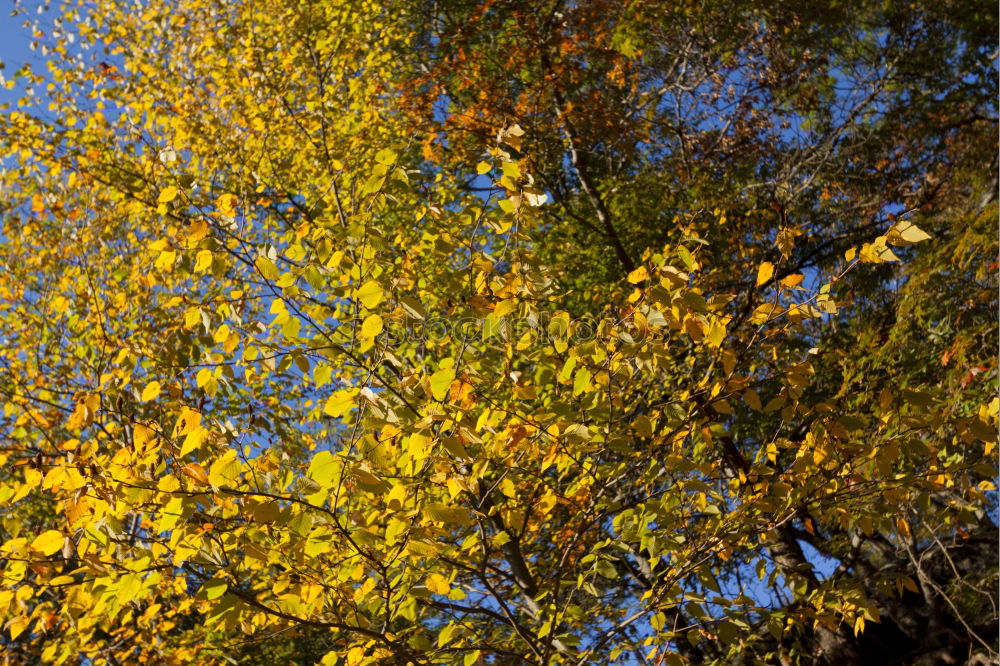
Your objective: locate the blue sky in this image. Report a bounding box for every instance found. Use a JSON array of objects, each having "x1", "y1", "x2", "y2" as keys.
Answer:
[{"x1": 0, "y1": 3, "x2": 42, "y2": 107}]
